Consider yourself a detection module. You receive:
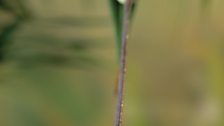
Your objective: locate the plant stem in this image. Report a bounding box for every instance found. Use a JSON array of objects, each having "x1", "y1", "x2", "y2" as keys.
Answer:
[{"x1": 114, "y1": 0, "x2": 133, "y2": 126}]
